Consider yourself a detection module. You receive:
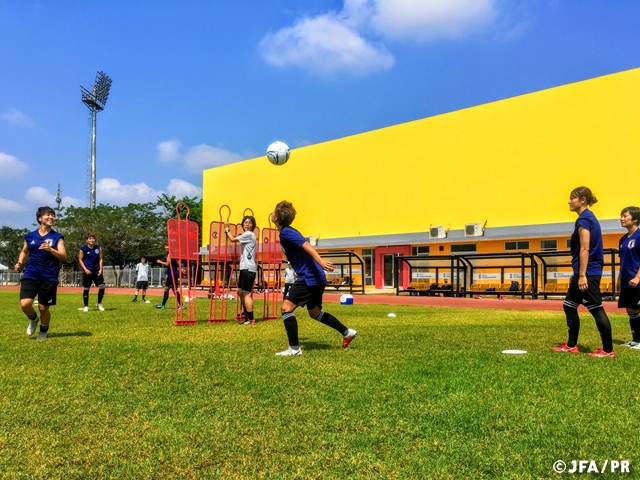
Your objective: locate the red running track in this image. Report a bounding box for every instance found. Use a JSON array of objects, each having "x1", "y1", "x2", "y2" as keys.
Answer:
[{"x1": 0, "y1": 285, "x2": 626, "y2": 313}]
